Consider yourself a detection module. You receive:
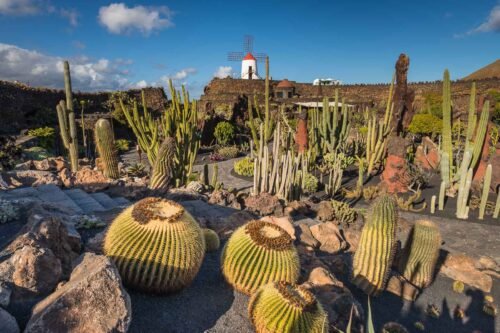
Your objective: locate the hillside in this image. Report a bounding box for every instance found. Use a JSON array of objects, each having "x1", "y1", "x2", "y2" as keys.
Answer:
[{"x1": 462, "y1": 59, "x2": 500, "y2": 81}]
